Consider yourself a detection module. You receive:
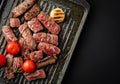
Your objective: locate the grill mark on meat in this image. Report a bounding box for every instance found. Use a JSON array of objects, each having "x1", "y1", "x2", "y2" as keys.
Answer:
[
  {"x1": 19, "y1": 37, "x2": 30, "y2": 60},
  {"x1": 6, "y1": 54, "x2": 14, "y2": 68},
  {"x1": 28, "y1": 18, "x2": 43, "y2": 33},
  {"x1": 2, "y1": 26, "x2": 17, "y2": 42},
  {"x1": 33, "y1": 32, "x2": 58, "y2": 45},
  {"x1": 19, "y1": 23, "x2": 36, "y2": 50},
  {"x1": 5, "y1": 55, "x2": 23, "y2": 79},
  {"x1": 5, "y1": 56, "x2": 23, "y2": 79},
  {"x1": 18, "y1": 22, "x2": 28, "y2": 34},
  {"x1": 12, "y1": 0, "x2": 36, "y2": 17},
  {"x1": 37, "y1": 11, "x2": 60, "y2": 34},
  {"x1": 12, "y1": 57, "x2": 23, "y2": 73},
  {"x1": 22, "y1": 28, "x2": 36, "y2": 50},
  {"x1": 24, "y1": 3, "x2": 41, "y2": 21},
  {"x1": 28, "y1": 50, "x2": 43, "y2": 62},
  {"x1": 37, "y1": 42, "x2": 60, "y2": 56},
  {"x1": 36, "y1": 56, "x2": 57, "y2": 68},
  {"x1": 5, "y1": 54, "x2": 14, "y2": 79},
  {"x1": 24, "y1": 69, "x2": 46, "y2": 81}
]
